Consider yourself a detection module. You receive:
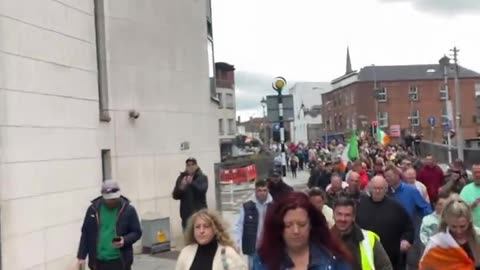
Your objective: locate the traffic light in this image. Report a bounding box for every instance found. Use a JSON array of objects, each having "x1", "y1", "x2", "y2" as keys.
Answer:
[
  {"x1": 372, "y1": 121, "x2": 378, "y2": 135},
  {"x1": 272, "y1": 130, "x2": 290, "y2": 143}
]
